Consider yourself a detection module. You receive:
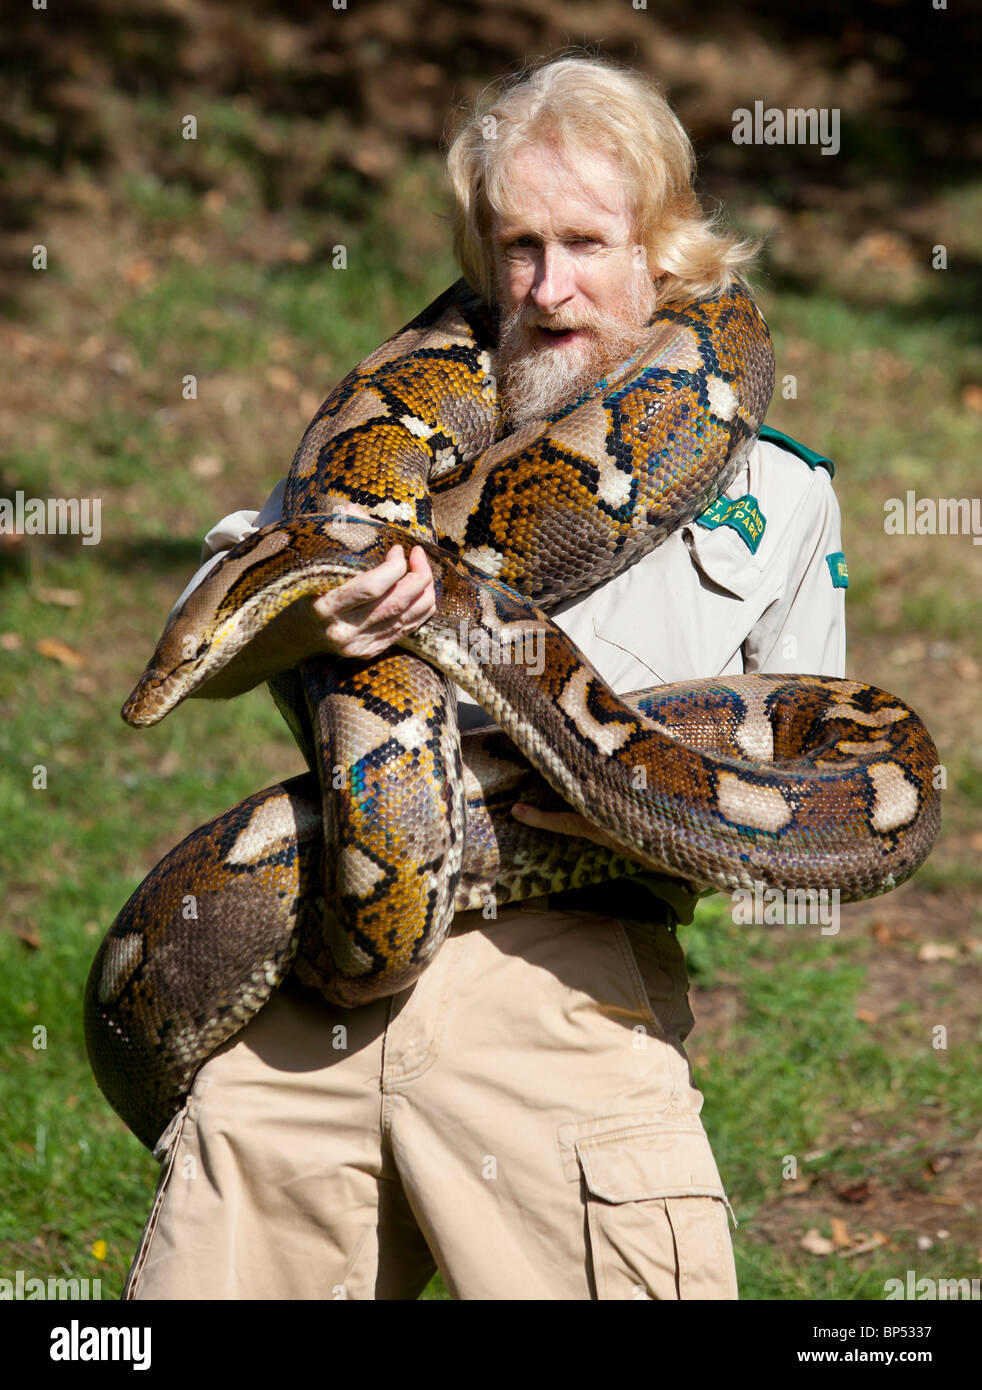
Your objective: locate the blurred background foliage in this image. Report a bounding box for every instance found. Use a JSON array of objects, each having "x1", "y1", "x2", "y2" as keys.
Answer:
[{"x1": 1, "y1": 0, "x2": 980, "y2": 1301}]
